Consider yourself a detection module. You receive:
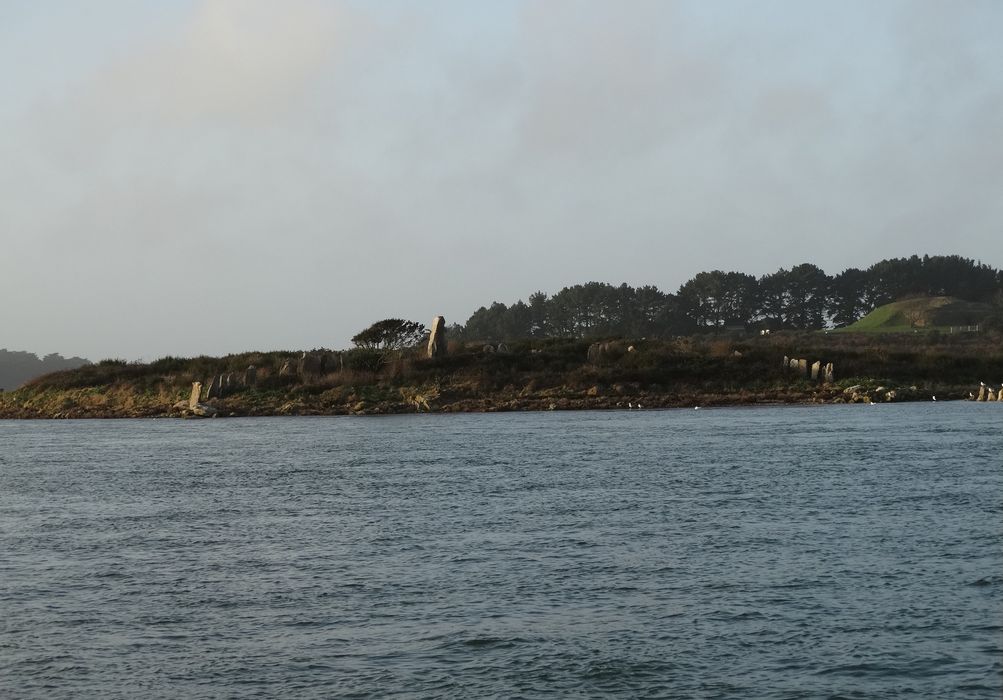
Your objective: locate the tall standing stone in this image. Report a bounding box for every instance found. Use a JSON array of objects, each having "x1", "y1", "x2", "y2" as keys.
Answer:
[
  {"x1": 427, "y1": 316, "x2": 447, "y2": 358},
  {"x1": 298, "y1": 352, "x2": 323, "y2": 378},
  {"x1": 189, "y1": 382, "x2": 202, "y2": 410},
  {"x1": 811, "y1": 361, "x2": 821, "y2": 381},
  {"x1": 789, "y1": 358, "x2": 799, "y2": 372},
  {"x1": 977, "y1": 385, "x2": 986, "y2": 401},
  {"x1": 797, "y1": 359, "x2": 808, "y2": 378},
  {"x1": 783, "y1": 356, "x2": 789, "y2": 372},
  {"x1": 824, "y1": 362, "x2": 835, "y2": 383},
  {"x1": 244, "y1": 365, "x2": 257, "y2": 387}
]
